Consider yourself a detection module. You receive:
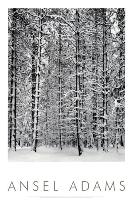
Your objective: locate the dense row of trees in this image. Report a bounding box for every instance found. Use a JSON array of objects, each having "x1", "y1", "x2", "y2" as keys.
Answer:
[{"x1": 8, "y1": 8, "x2": 125, "y2": 155}]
